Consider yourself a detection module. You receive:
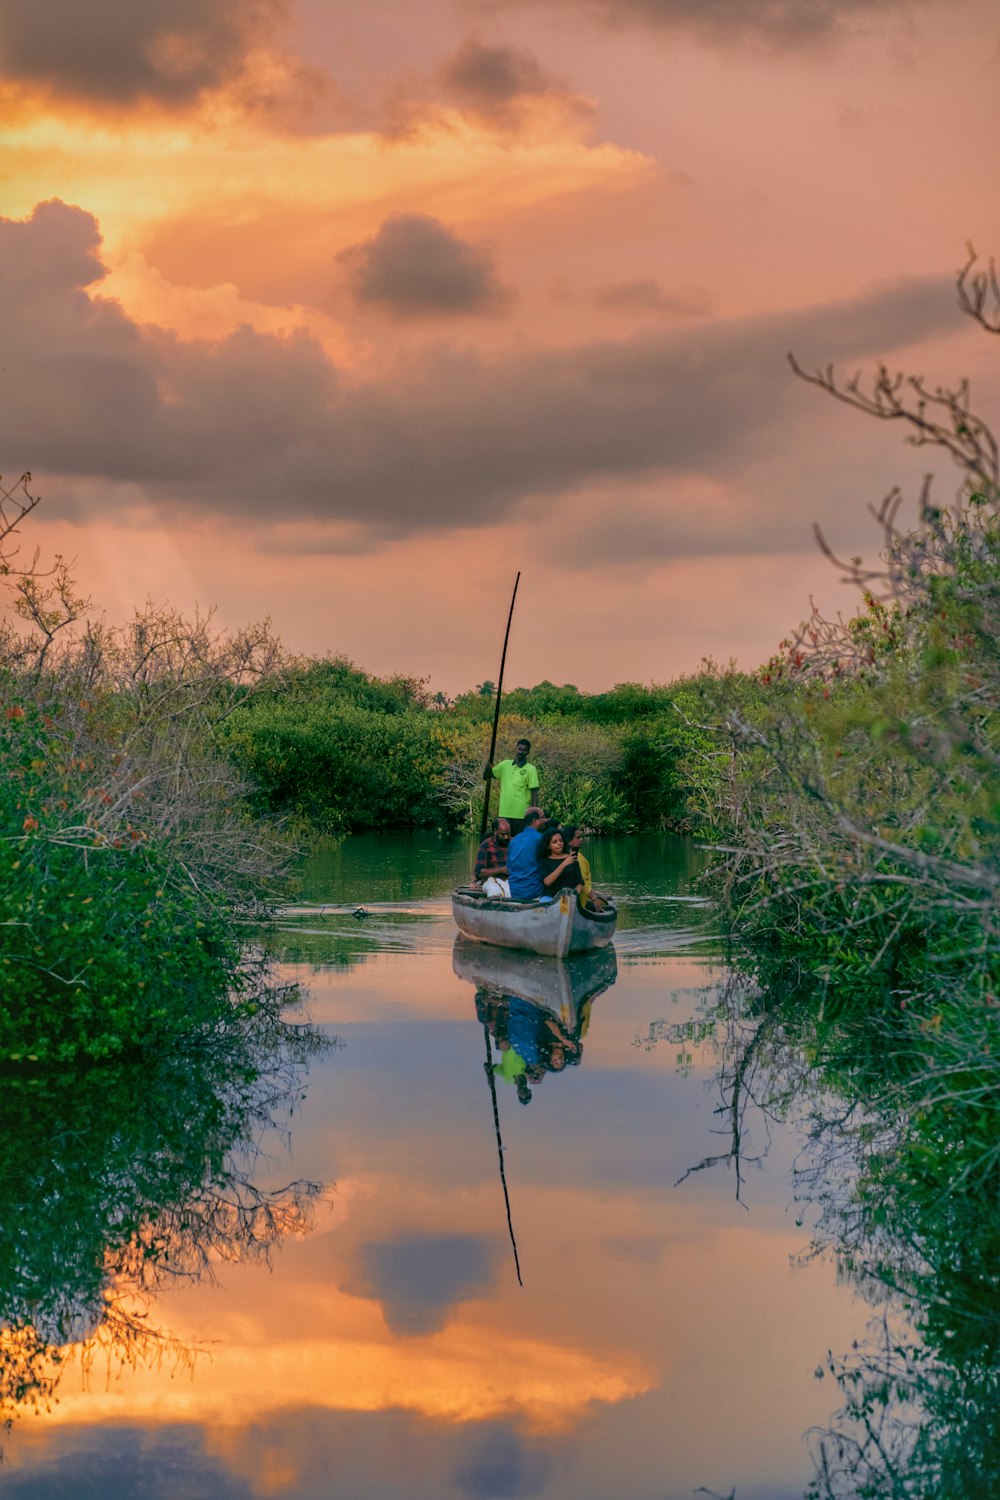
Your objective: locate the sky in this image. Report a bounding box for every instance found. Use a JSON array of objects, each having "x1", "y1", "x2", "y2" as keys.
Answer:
[{"x1": 1, "y1": 0, "x2": 999, "y2": 694}]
